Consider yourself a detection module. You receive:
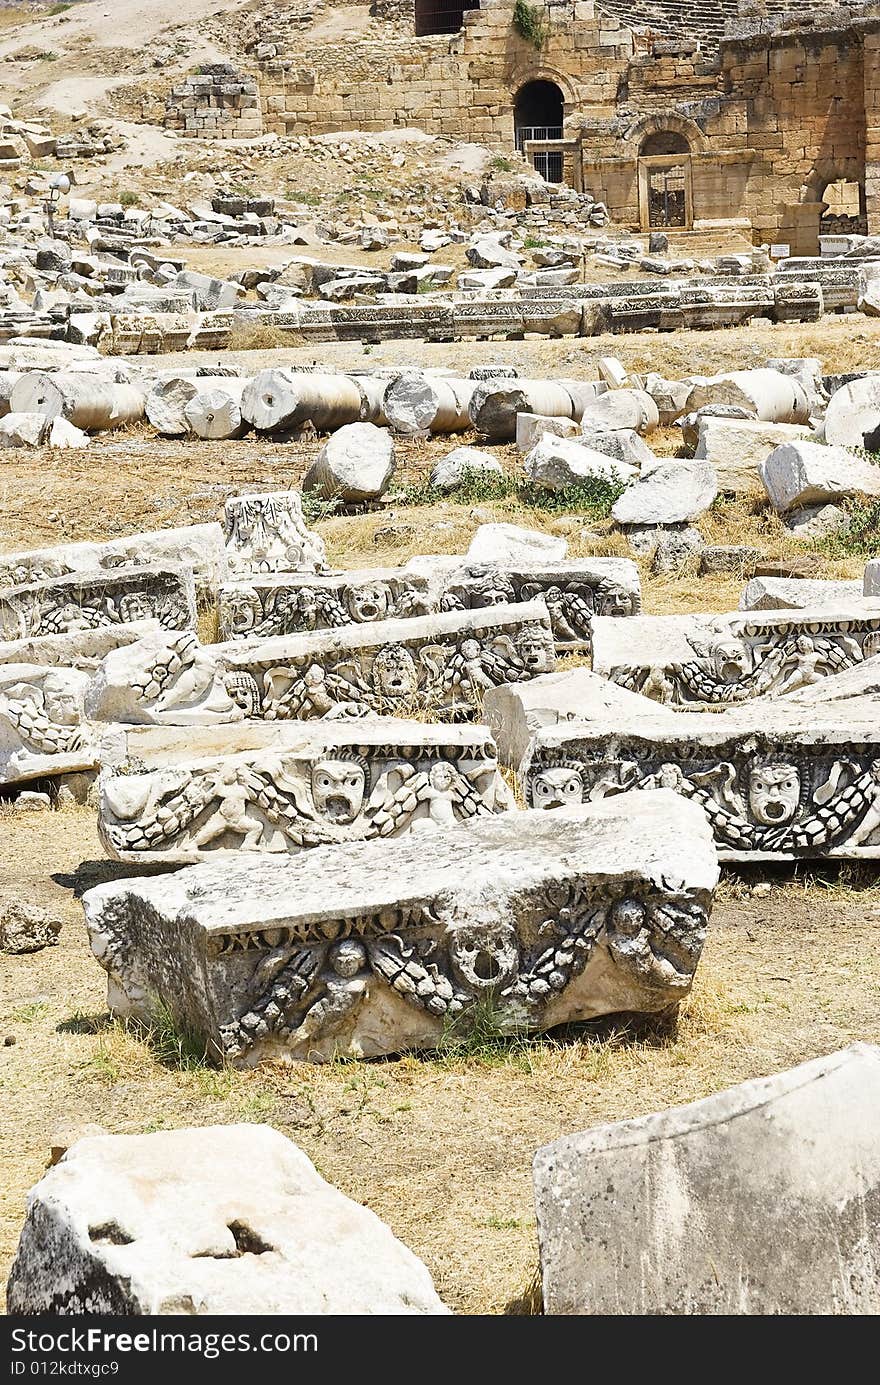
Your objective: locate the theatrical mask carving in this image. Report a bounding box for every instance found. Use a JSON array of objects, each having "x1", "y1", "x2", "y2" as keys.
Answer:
[
  {"x1": 613, "y1": 618, "x2": 878, "y2": 706},
  {"x1": 100, "y1": 749, "x2": 506, "y2": 858},
  {"x1": 210, "y1": 879, "x2": 708, "y2": 1061},
  {"x1": 527, "y1": 743, "x2": 880, "y2": 856},
  {"x1": 530, "y1": 765, "x2": 585, "y2": 810}
]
